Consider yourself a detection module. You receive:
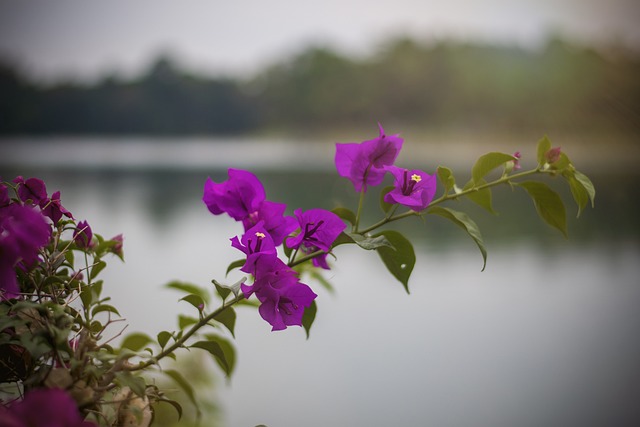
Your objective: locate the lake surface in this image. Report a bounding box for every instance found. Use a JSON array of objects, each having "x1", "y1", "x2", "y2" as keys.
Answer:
[{"x1": 1, "y1": 137, "x2": 640, "y2": 426}]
